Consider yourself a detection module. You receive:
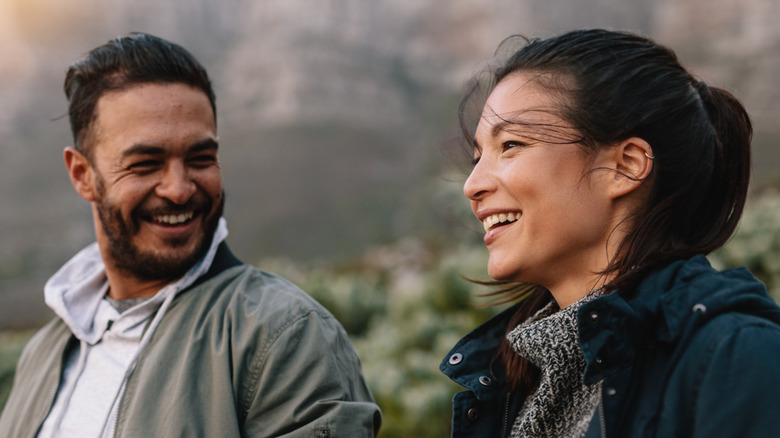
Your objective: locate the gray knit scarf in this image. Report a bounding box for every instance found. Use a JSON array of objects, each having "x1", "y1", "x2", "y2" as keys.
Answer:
[{"x1": 506, "y1": 291, "x2": 602, "y2": 438}]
